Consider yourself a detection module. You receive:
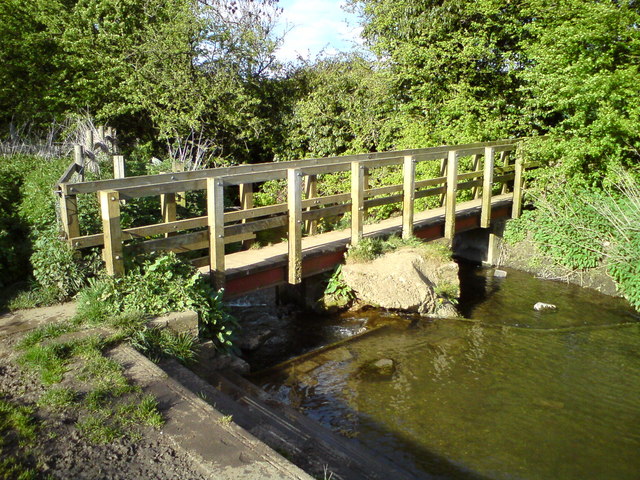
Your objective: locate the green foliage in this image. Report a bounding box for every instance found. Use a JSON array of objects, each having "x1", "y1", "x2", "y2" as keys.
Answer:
[
  {"x1": 519, "y1": 0, "x2": 640, "y2": 185},
  {"x1": 17, "y1": 344, "x2": 70, "y2": 385},
  {"x1": 508, "y1": 170, "x2": 640, "y2": 310},
  {"x1": 30, "y1": 229, "x2": 102, "y2": 302},
  {"x1": 324, "y1": 265, "x2": 356, "y2": 303},
  {"x1": 0, "y1": 154, "x2": 67, "y2": 289},
  {"x1": 76, "y1": 253, "x2": 237, "y2": 351},
  {"x1": 129, "y1": 327, "x2": 198, "y2": 365},
  {"x1": 276, "y1": 54, "x2": 397, "y2": 160},
  {"x1": 0, "y1": 0, "x2": 285, "y2": 164},
  {"x1": 347, "y1": 235, "x2": 429, "y2": 263},
  {"x1": 37, "y1": 387, "x2": 77, "y2": 410}
]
